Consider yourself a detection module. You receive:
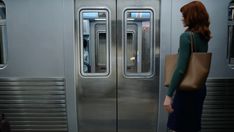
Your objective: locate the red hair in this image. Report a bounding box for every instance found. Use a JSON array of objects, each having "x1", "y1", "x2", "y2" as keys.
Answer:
[{"x1": 180, "y1": 1, "x2": 211, "y2": 41}]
